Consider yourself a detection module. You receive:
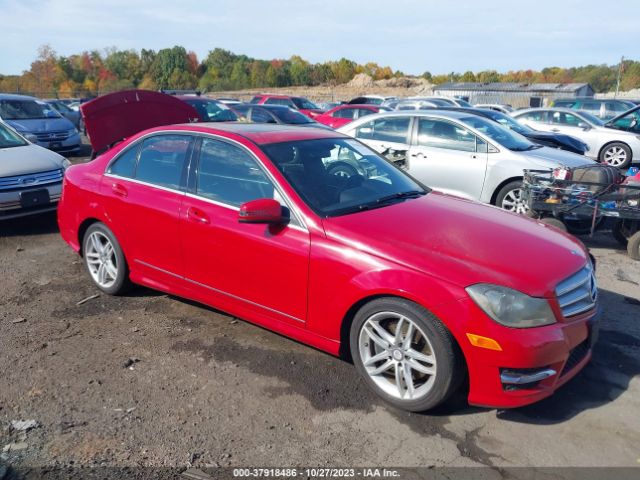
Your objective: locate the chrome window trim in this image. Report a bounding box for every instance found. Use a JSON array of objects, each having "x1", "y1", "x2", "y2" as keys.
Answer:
[
  {"x1": 134, "y1": 259, "x2": 304, "y2": 323},
  {"x1": 103, "y1": 129, "x2": 308, "y2": 232}
]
